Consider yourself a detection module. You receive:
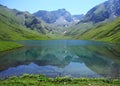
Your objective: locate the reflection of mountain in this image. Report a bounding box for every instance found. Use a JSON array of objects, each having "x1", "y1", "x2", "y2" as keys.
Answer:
[
  {"x1": 0, "y1": 46, "x2": 81, "y2": 71},
  {"x1": 71, "y1": 45, "x2": 120, "y2": 78},
  {"x1": 0, "y1": 62, "x2": 100, "y2": 79},
  {"x1": 0, "y1": 40, "x2": 120, "y2": 78}
]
